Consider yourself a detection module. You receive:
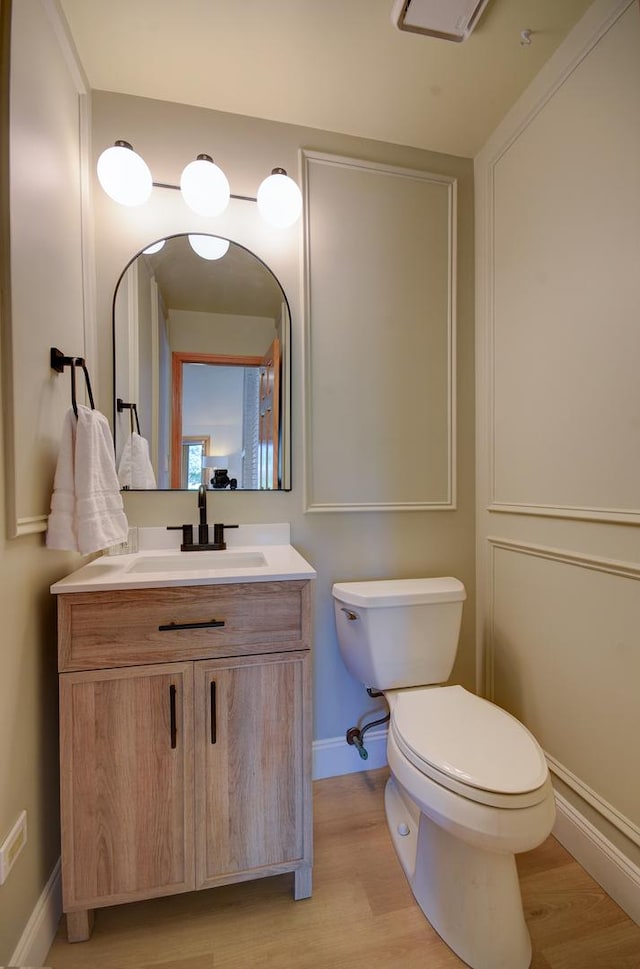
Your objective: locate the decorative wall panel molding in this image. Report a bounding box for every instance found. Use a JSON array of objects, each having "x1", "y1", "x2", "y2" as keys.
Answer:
[
  {"x1": 479, "y1": 0, "x2": 640, "y2": 526},
  {"x1": 4, "y1": 0, "x2": 92, "y2": 537},
  {"x1": 487, "y1": 537, "x2": 640, "y2": 581},
  {"x1": 475, "y1": 0, "x2": 640, "y2": 904},
  {"x1": 301, "y1": 150, "x2": 457, "y2": 512},
  {"x1": 548, "y1": 754, "x2": 640, "y2": 851},
  {"x1": 486, "y1": 536, "x2": 640, "y2": 837},
  {"x1": 487, "y1": 501, "x2": 640, "y2": 525}
]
